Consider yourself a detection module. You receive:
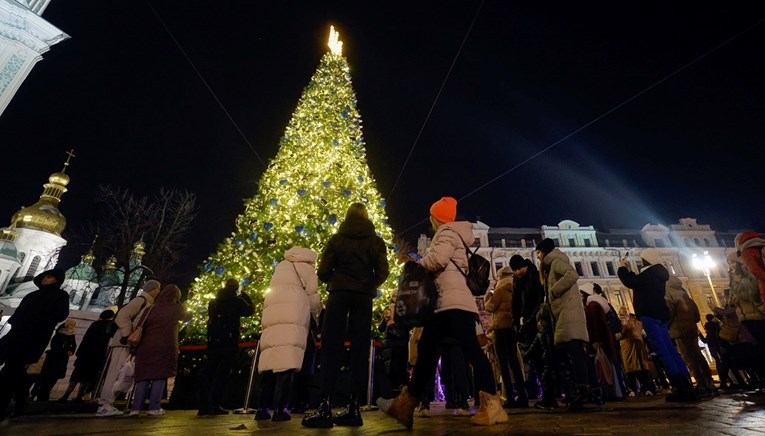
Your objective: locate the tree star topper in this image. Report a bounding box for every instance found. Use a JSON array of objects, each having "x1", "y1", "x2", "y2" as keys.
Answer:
[{"x1": 328, "y1": 25, "x2": 343, "y2": 55}]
